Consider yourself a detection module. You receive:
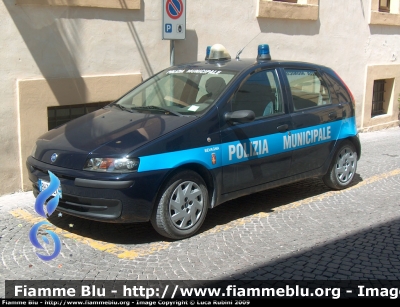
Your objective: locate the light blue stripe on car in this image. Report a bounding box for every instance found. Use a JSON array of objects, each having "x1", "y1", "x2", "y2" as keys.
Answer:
[{"x1": 138, "y1": 117, "x2": 357, "y2": 172}]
